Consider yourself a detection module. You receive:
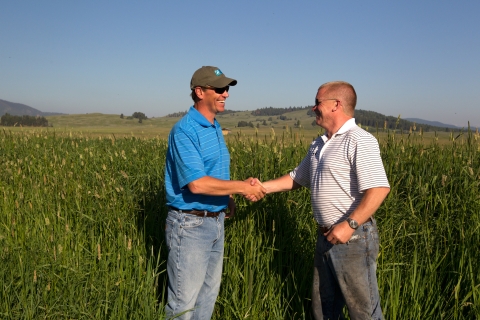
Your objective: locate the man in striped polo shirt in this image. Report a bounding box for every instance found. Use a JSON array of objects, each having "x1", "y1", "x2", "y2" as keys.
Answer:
[
  {"x1": 164, "y1": 66, "x2": 267, "y2": 320},
  {"x1": 261, "y1": 81, "x2": 390, "y2": 319}
]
